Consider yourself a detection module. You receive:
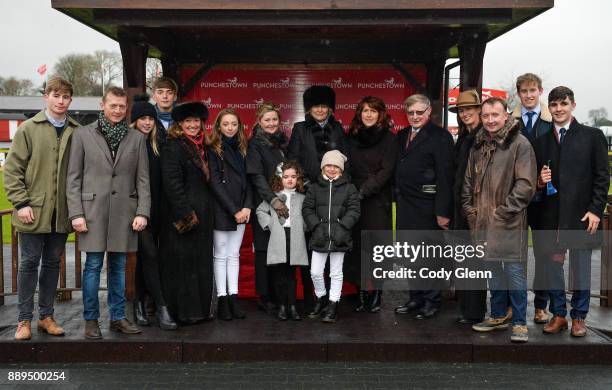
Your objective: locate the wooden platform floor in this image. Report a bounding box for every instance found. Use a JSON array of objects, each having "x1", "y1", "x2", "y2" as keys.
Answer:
[{"x1": 1, "y1": 292, "x2": 611, "y2": 364}]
